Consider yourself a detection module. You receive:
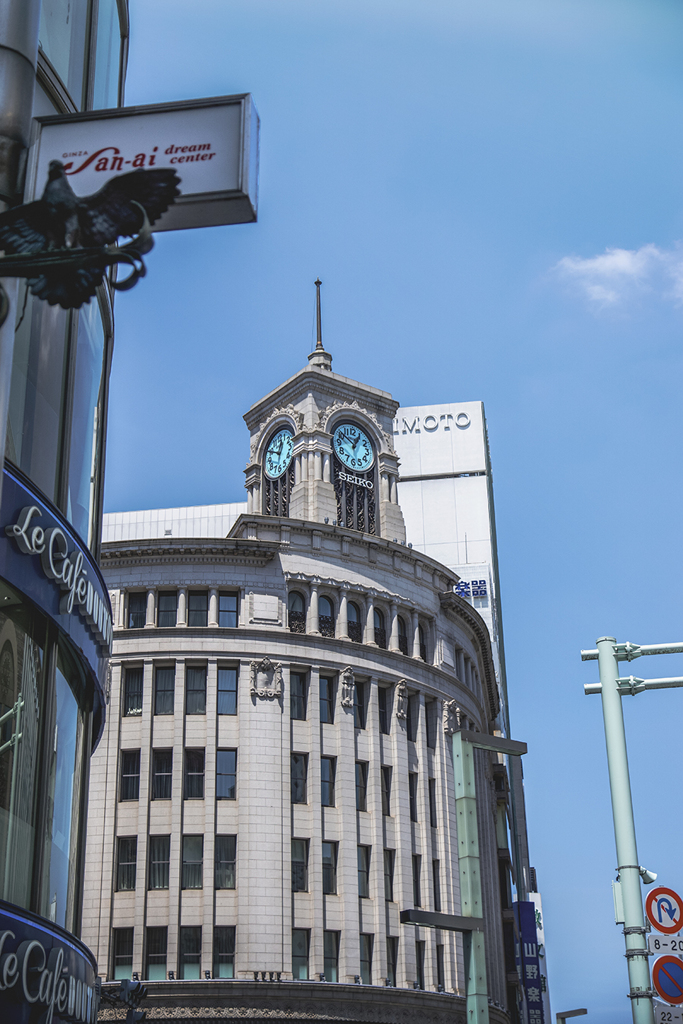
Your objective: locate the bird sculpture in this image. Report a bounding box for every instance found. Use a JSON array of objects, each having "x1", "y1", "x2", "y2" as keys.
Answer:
[{"x1": 0, "y1": 160, "x2": 180, "y2": 308}]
